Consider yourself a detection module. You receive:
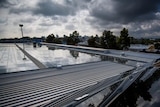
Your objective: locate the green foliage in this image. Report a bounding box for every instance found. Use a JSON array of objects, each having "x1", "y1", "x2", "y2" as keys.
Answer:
[
  {"x1": 66, "y1": 31, "x2": 80, "y2": 45},
  {"x1": 46, "y1": 34, "x2": 61, "y2": 44},
  {"x1": 88, "y1": 36, "x2": 97, "y2": 47},
  {"x1": 46, "y1": 34, "x2": 55, "y2": 43},
  {"x1": 88, "y1": 35, "x2": 101, "y2": 47},
  {"x1": 66, "y1": 36, "x2": 74, "y2": 45},
  {"x1": 119, "y1": 28, "x2": 130, "y2": 50},
  {"x1": 100, "y1": 30, "x2": 117, "y2": 49},
  {"x1": 53, "y1": 38, "x2": 62, "y2": 44},
  {"x1": 44, "y1": 28, "x2": 159, "y2": 52},
  {"x1": 154, "y1": 42, "x2": 160, "y2": 50}
]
